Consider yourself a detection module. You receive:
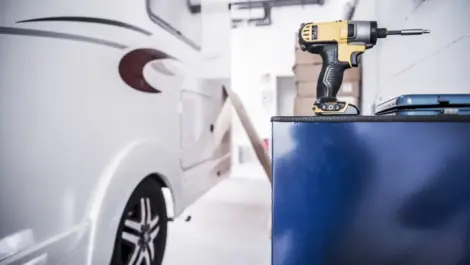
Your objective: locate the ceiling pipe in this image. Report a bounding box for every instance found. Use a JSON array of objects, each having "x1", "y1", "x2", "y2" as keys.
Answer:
[
  {"x1": 343, "y1": 0, "x2": 360, "y2": 19},
  {"x1": 247, "y1": 4, "x2": 272, "y2": 26},
  {"x1": 232, "y1": 8, "x2": 271, "y2": 28},
  {"x1": 230, "y1": 0, "x2": 324, "y2": 28},
  {"x1": 231, "y1": 0, "x2": 324, "y2": 9}
]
